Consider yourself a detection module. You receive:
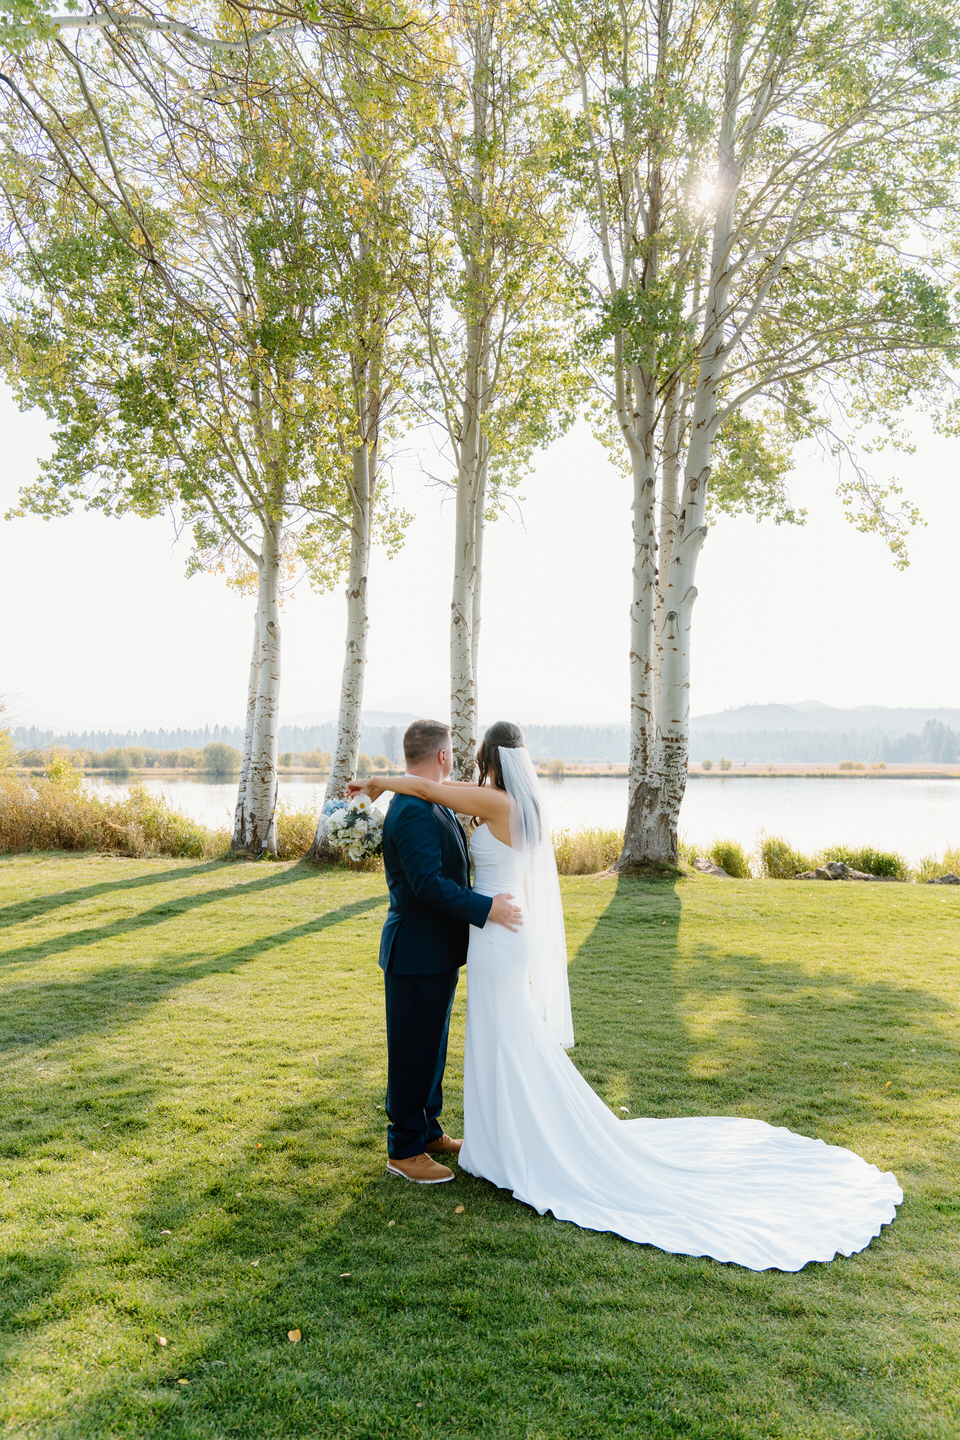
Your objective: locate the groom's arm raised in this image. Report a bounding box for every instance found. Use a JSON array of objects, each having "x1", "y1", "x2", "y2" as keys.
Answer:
[{"x1": 389, "y1": 803, "x2": 494, "y2": 929}]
